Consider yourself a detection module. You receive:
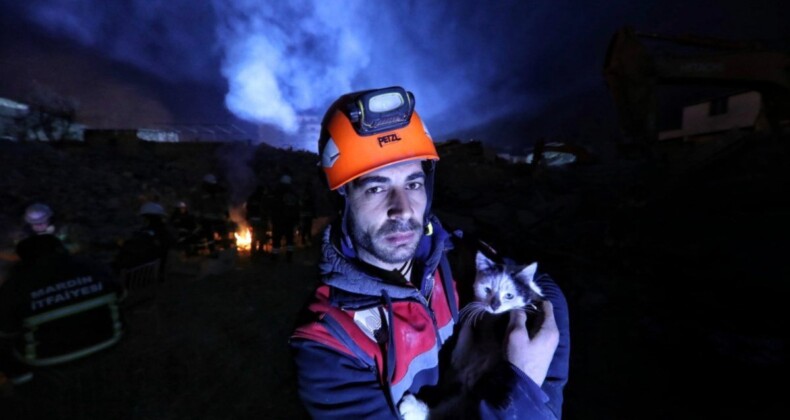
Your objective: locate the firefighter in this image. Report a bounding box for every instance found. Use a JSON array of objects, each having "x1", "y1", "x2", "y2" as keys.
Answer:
[
  {"x1": 1, "y1": 233, "x2": 123, "y2": 385},
  {"x1": 246, "y1": 182, "x2": 271, "y2": 256},
  {"x1": 193, "y1": 173, "x2": 230, "y2": 252},
  {"x1": 170, "y1": 201, "x2": 201, "y2": 256},
  {"x1": 270, "y1": 173, "x2": 300, "y2": 262},
  {"x1": 114, "y1": 202, "x2": 174, "y2": 280},
  {"x1": 297, "y1": 181, "x2": 316, "y2": 247},
  {"x1": 290, "y1": 86, "x2": 569, "y2": 418},
  {"x1": 21, "y1": 203, "x2": 83, "y2": 255}
]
